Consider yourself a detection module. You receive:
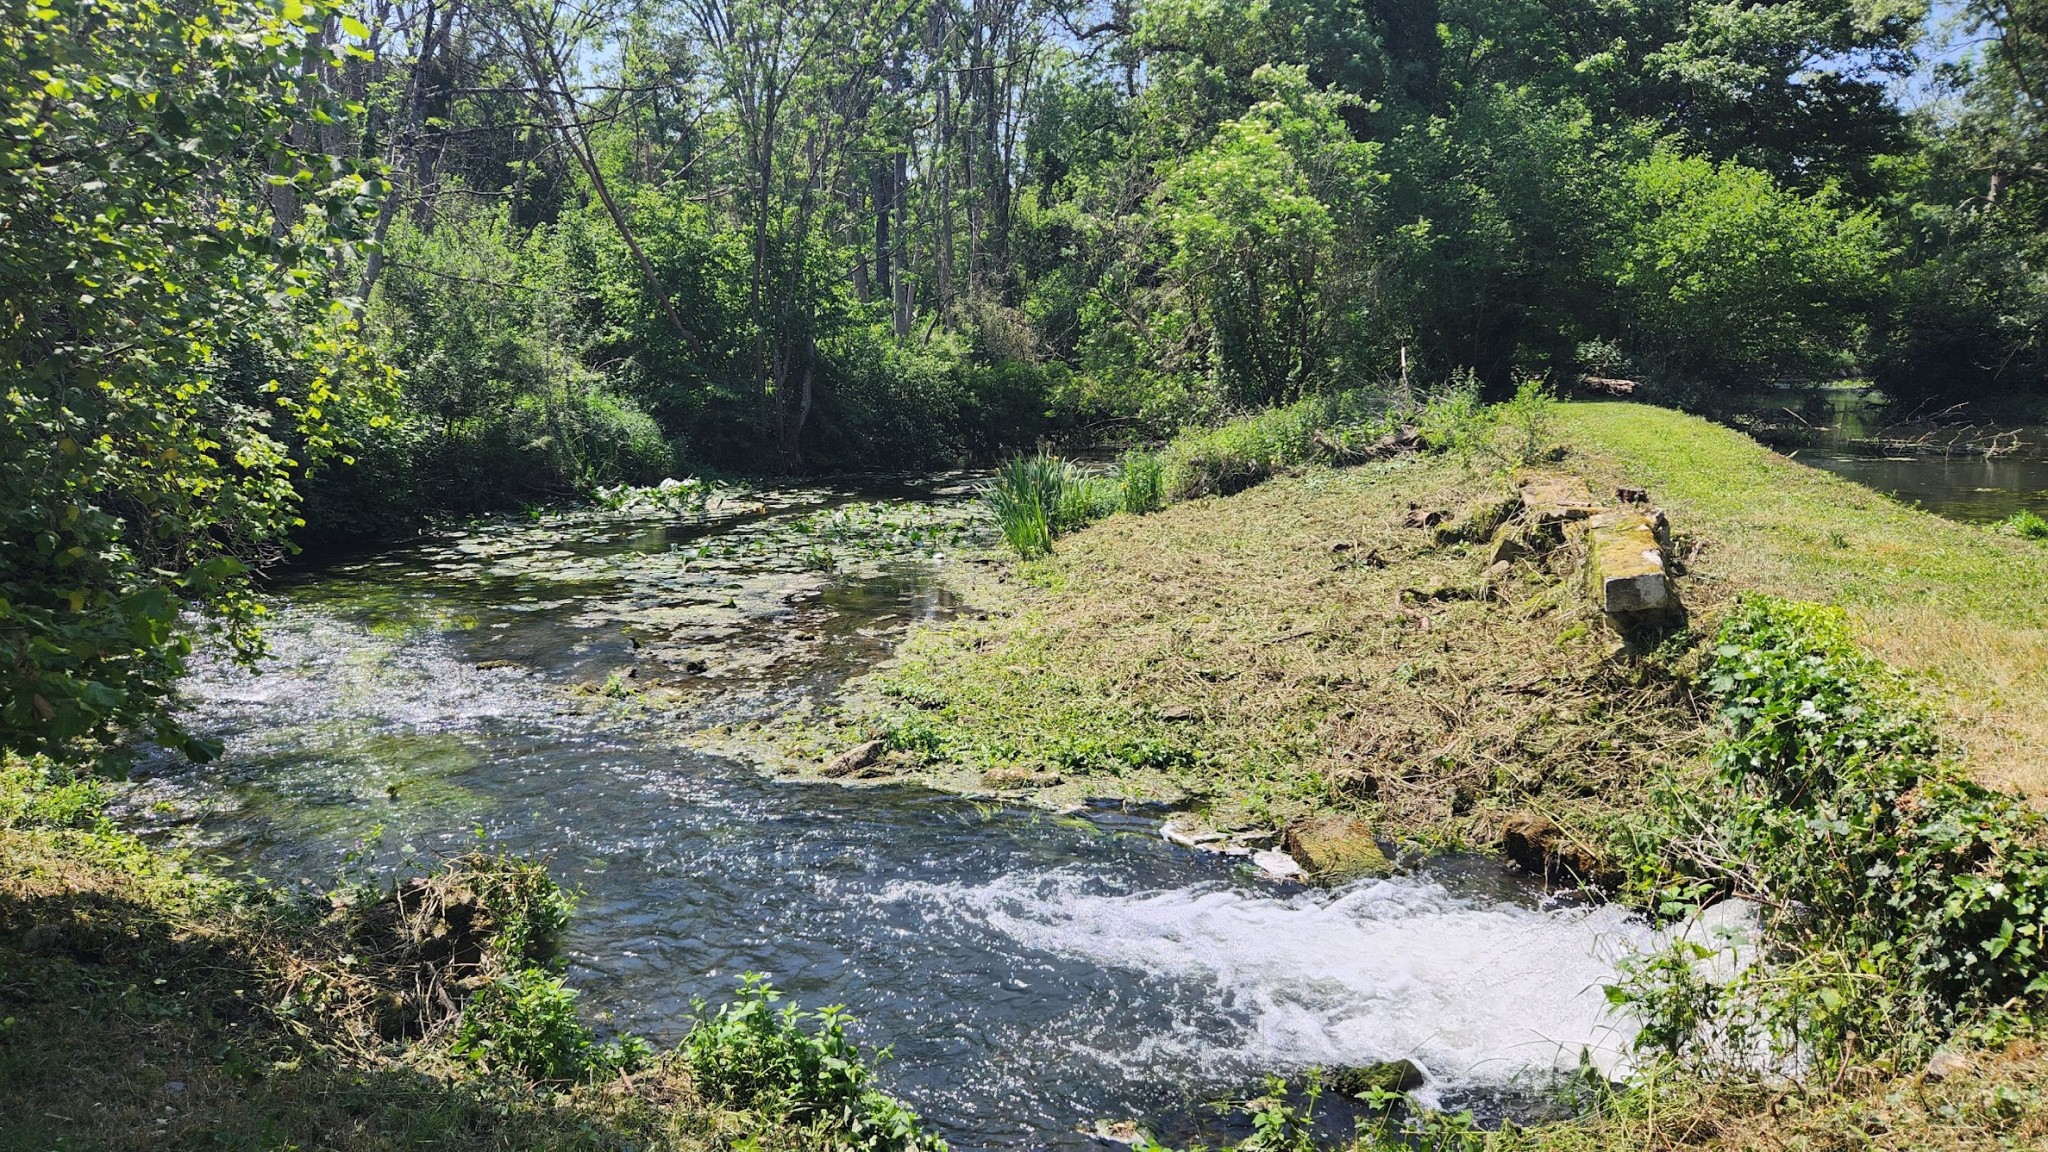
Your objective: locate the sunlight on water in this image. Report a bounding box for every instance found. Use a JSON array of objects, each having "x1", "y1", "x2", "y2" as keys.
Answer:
[{"x1": 129, "y1": 481, "x2": 1676, "y2": 1149}]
